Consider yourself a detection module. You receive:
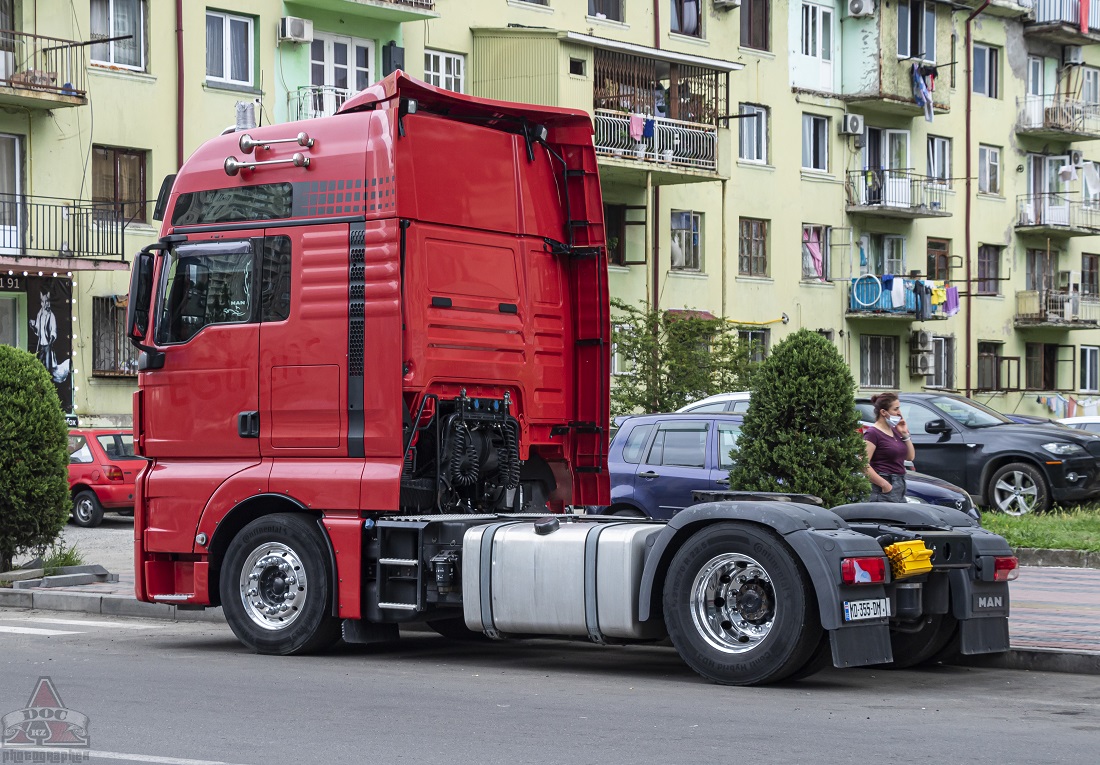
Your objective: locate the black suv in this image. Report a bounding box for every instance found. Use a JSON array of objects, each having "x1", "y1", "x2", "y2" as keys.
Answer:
[{"x1": 857, "y1": 393, "x2": 1100, "y2": 514}]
